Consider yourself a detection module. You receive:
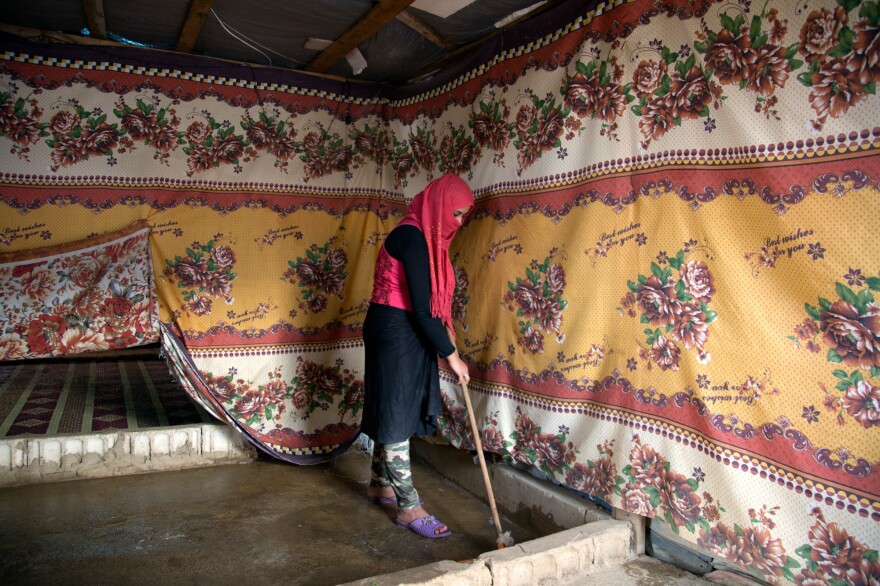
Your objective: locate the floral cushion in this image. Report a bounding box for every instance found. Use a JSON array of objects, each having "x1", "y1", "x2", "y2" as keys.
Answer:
[{"x1": 0, "y1": 221, "x2": 159, "y2": 360}]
